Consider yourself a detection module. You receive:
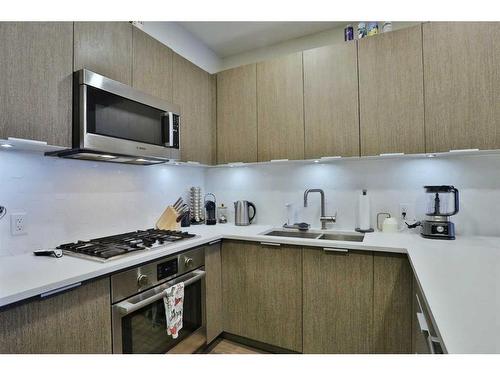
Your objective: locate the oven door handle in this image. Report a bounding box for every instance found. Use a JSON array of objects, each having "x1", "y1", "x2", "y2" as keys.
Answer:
[{"x1": 115, "y1": 269, "x2": 206, "y2": 315}]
